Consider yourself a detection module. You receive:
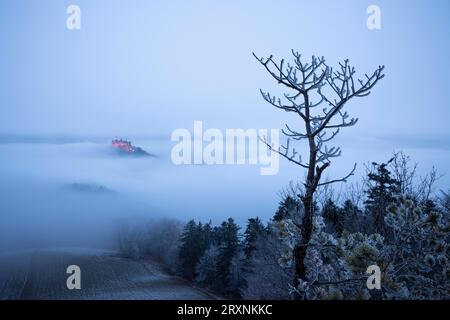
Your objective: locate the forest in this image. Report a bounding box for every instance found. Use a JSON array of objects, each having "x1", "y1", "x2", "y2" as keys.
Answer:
[
  {"x1": 117, "y1": 151, "x2": 450, "y2": 300},
  {"x1": 117, "y1": 50, "x2": 449, "y2": 301}
]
